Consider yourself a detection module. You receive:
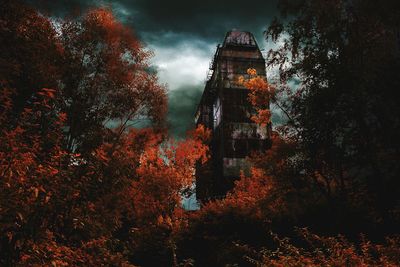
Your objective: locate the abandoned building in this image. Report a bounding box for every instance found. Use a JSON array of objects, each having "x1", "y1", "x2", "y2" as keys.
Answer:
[{"x1": 195, "y1": 30, "x2": 272, "y2": 202}]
